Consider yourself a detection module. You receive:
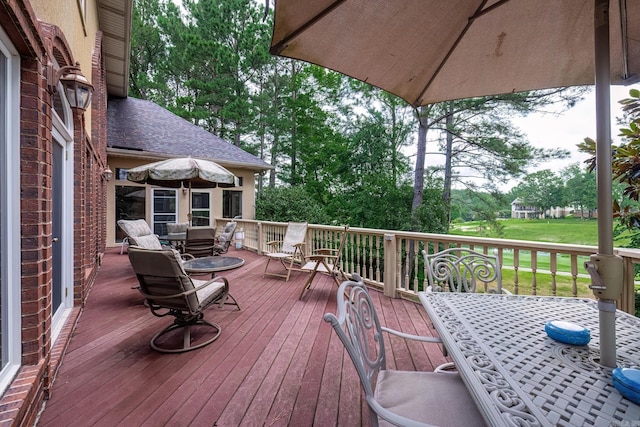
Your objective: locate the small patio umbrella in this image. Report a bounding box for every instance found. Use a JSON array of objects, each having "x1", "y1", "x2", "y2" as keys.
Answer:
[
  {"x1": 270, "y1": 0, "x2": 640, "y2": 367},
  {"x1": 126, "y1": 157, "x2": 238, "y2": 222}
]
